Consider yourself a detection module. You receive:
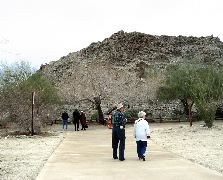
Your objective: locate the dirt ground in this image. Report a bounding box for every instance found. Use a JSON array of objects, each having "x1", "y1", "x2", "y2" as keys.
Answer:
[{"x1": 150, "y1": 121, "x2": 223, "y2": 174}]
